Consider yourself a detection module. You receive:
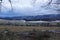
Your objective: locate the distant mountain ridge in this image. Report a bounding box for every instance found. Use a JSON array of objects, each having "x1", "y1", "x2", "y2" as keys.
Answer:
[{"x1": 0, "y1": 14, "x2": 60, "y2": 21}]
